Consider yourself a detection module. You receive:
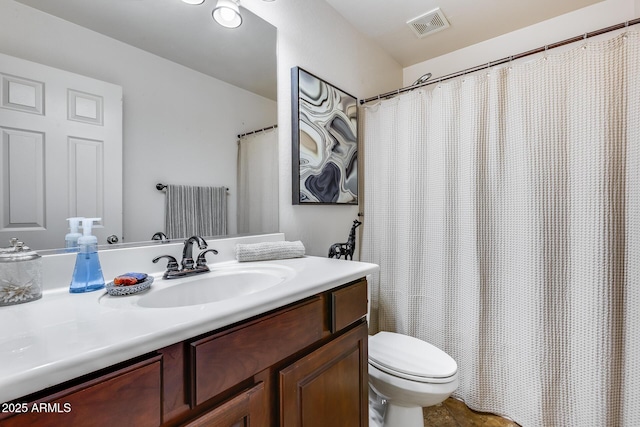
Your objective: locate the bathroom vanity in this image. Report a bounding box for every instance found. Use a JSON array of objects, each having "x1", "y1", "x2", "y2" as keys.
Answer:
[{"x1": 0, "y1": 252, "x2": 377, "y2": 427}]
